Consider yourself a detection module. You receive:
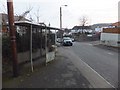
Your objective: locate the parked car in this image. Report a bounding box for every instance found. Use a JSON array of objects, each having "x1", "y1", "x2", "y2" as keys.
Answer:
[
  {"x1": 57, "y1": 38, "x2": 62, "y2": 43},
  {"x1": 71, "y1": 38, "x2": 75, "y2": 42},
  {"x1": 87, "y1": 34, "x2": 93, "y2": 37},
  {"x1": 62, "y1": 38, "x2": 73, "y2": 46}
]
